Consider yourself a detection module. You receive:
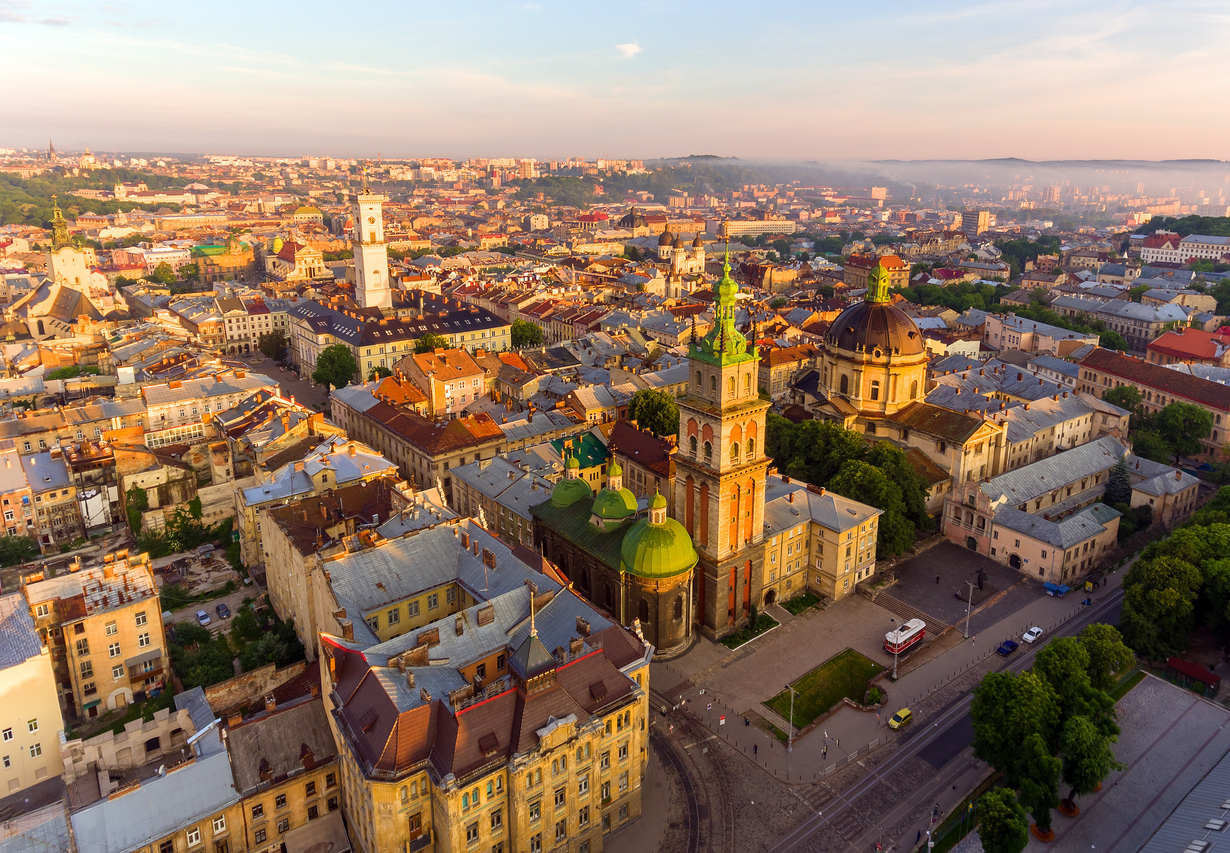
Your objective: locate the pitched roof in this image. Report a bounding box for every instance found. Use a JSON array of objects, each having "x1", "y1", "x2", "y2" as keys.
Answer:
[{"x1": 1079, "y1": 347, "x2": 1230, "y2": 411}]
